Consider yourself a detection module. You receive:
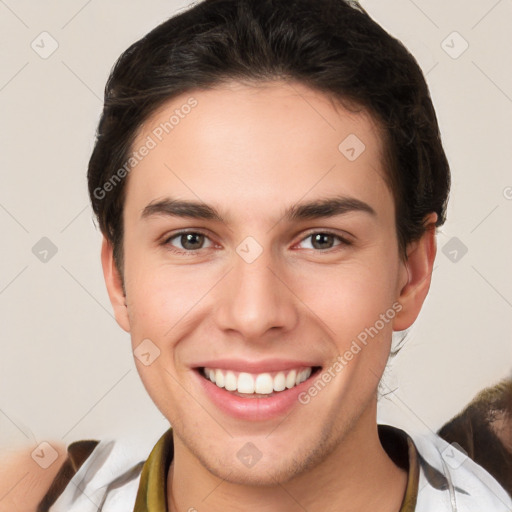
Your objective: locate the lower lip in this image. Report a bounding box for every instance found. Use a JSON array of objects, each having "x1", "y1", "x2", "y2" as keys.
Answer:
[{"x1": 194, "y1": 368, "x2": 320, "y2": 421}]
